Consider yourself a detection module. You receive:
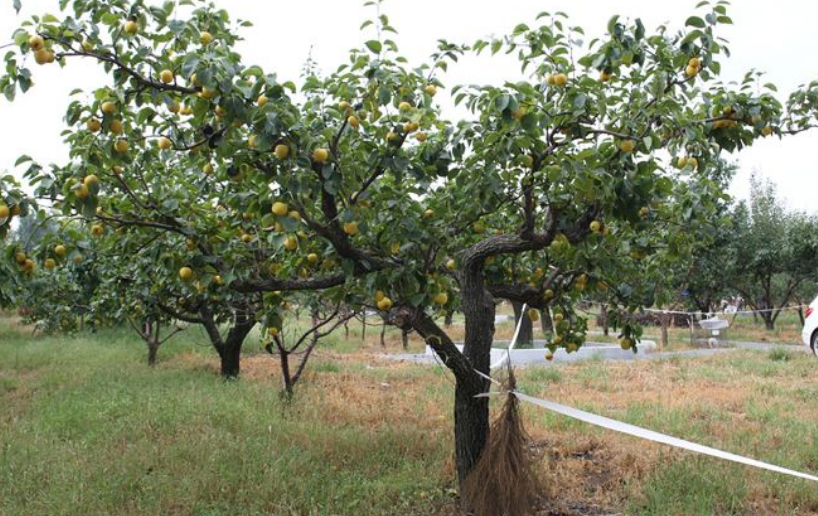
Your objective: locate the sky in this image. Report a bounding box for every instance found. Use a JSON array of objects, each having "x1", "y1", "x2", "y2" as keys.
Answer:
[{"x1": 0, "y1": 0, "x2": 816, "y2": 212}]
